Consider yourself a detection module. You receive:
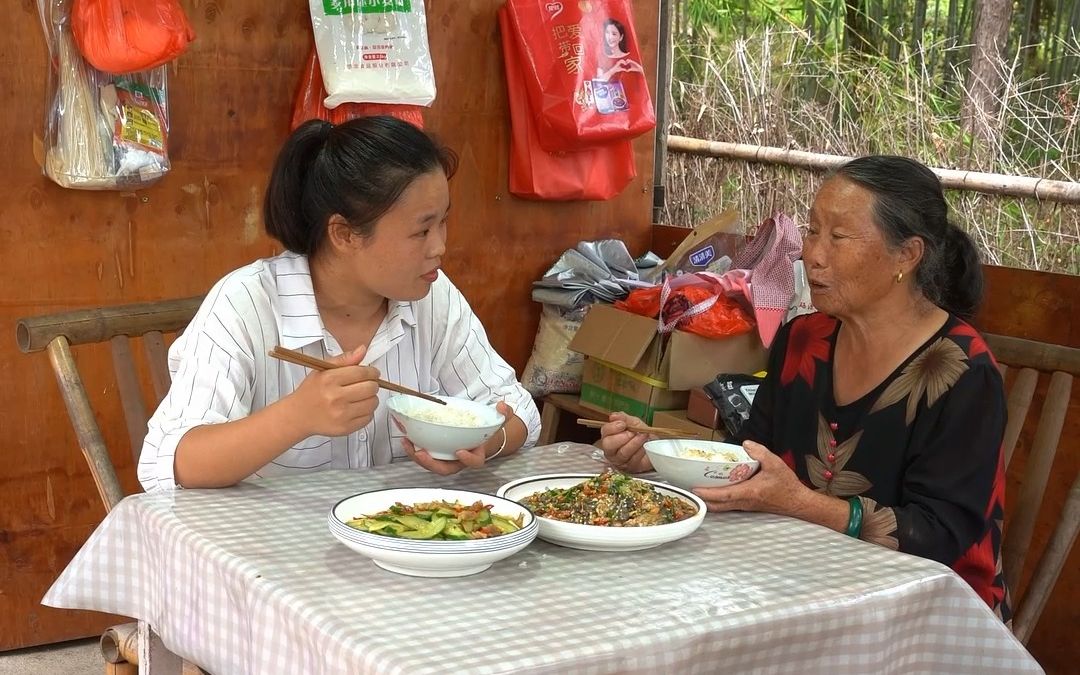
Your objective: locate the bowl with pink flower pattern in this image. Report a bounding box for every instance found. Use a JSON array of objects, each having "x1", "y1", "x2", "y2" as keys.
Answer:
[{"x1": 643, "y1": 439, "x2": 759, "y2": 489}]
